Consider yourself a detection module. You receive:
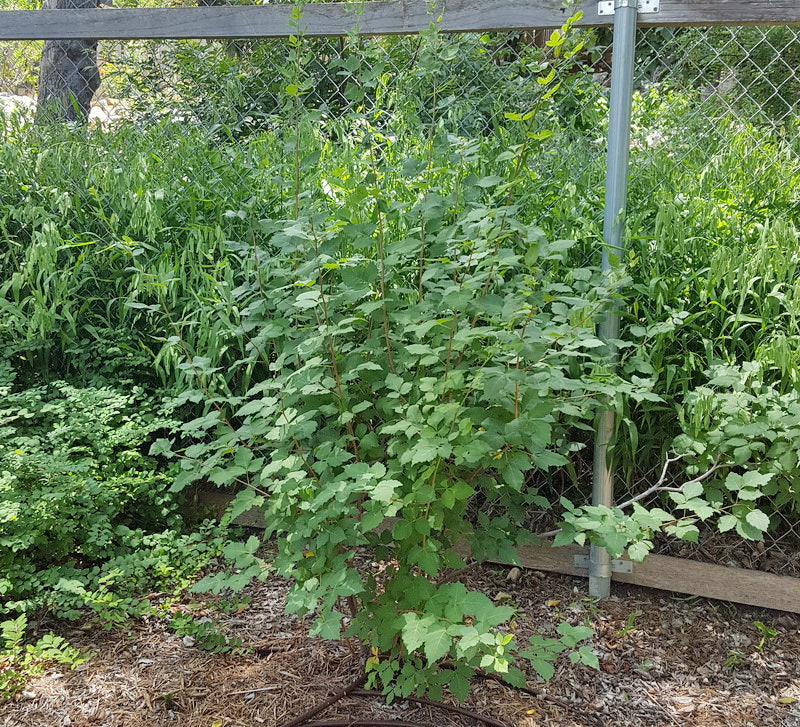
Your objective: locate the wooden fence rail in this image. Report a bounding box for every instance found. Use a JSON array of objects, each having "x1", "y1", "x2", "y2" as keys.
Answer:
[
  {"x1": 189, "y1": 487, "x2": 800, "y2": 615},
  {"x1": 2, "y1": 0, "x2": 800, "y2": 41}
]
